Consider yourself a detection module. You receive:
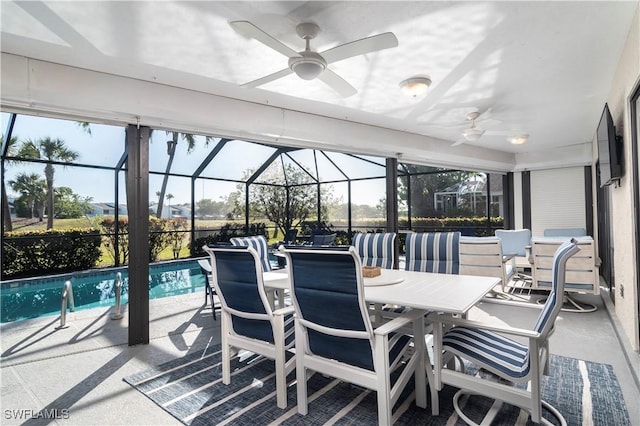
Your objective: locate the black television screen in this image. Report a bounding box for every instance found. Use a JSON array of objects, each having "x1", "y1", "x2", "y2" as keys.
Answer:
[{"x1": 597, "y1": 104, "x2": 623, "y2": 187}]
